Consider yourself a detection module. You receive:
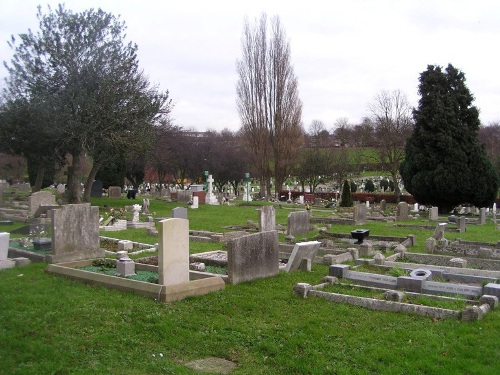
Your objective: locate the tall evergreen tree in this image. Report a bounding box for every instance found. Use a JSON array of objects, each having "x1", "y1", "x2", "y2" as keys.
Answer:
[
  {"x1": 400, "y1": 64, "x2": 499, "y2": 212},
  {"x1": 340, "y1": 179, "x2": 353, "y2": 207}
]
